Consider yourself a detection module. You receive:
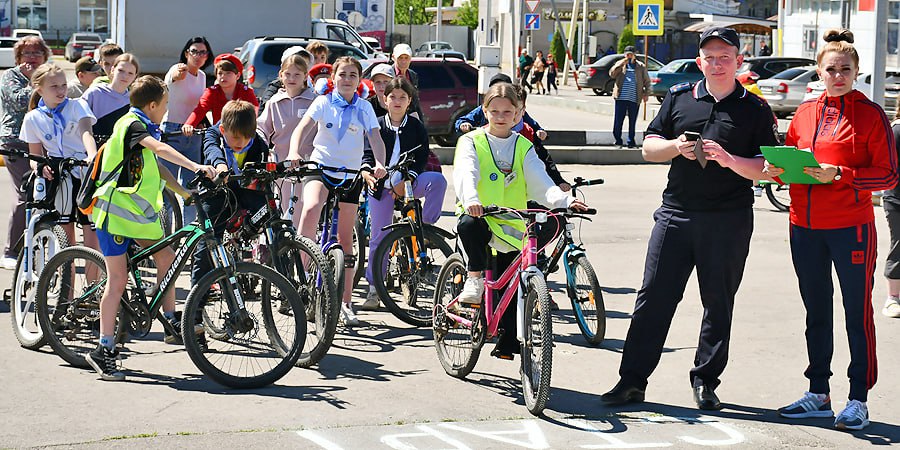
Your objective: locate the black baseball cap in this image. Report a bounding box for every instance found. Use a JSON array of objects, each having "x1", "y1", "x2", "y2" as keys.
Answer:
[
  {"x1": 699, "y1": 27, "x2": 740, "y2": 49},
  {"x1": 489, "y1": 73, "x2": 512, "y2": 86},
  {"x1": 624, "y1": 45, "x2": 636, "y2": 54}
]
